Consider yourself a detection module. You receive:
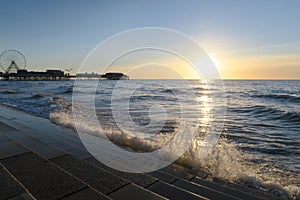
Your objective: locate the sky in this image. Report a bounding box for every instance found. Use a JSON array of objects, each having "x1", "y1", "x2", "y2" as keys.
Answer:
[{"x1": 0, "y1": 0, "x2": 300, "y2": 79}]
